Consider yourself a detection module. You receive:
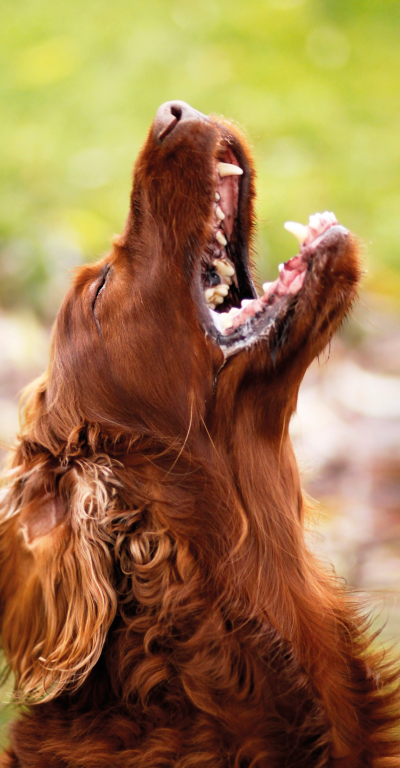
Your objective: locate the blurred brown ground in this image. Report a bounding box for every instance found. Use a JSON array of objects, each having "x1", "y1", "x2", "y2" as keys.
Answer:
[
  {"x1": 0, "y1": 293, "x2": 399, "y2": 647},
  {"x1": 292, "y1": 293, "x2": 400, "y2": 644}
]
